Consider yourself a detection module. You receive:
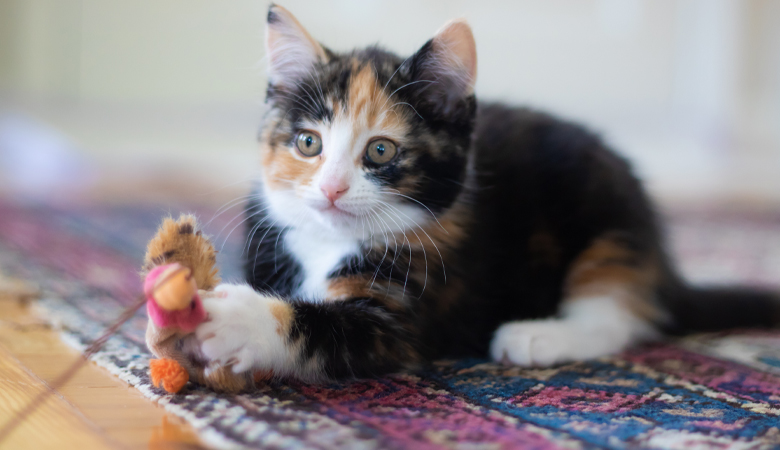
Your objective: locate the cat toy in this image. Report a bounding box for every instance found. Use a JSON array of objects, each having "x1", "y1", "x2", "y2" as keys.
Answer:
[
  {"x1": 143, "y1": 262, "x2": 206, "y2": 393},
  {"x1": 142, "y1": 214, "x2": 256, "y2": 393},
  {"x1": 0, "y1": 216, "x2": 262, "y2": 445},
  {"x1": 0, "y1": 216, "x2": 257, "y2": 444}
]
